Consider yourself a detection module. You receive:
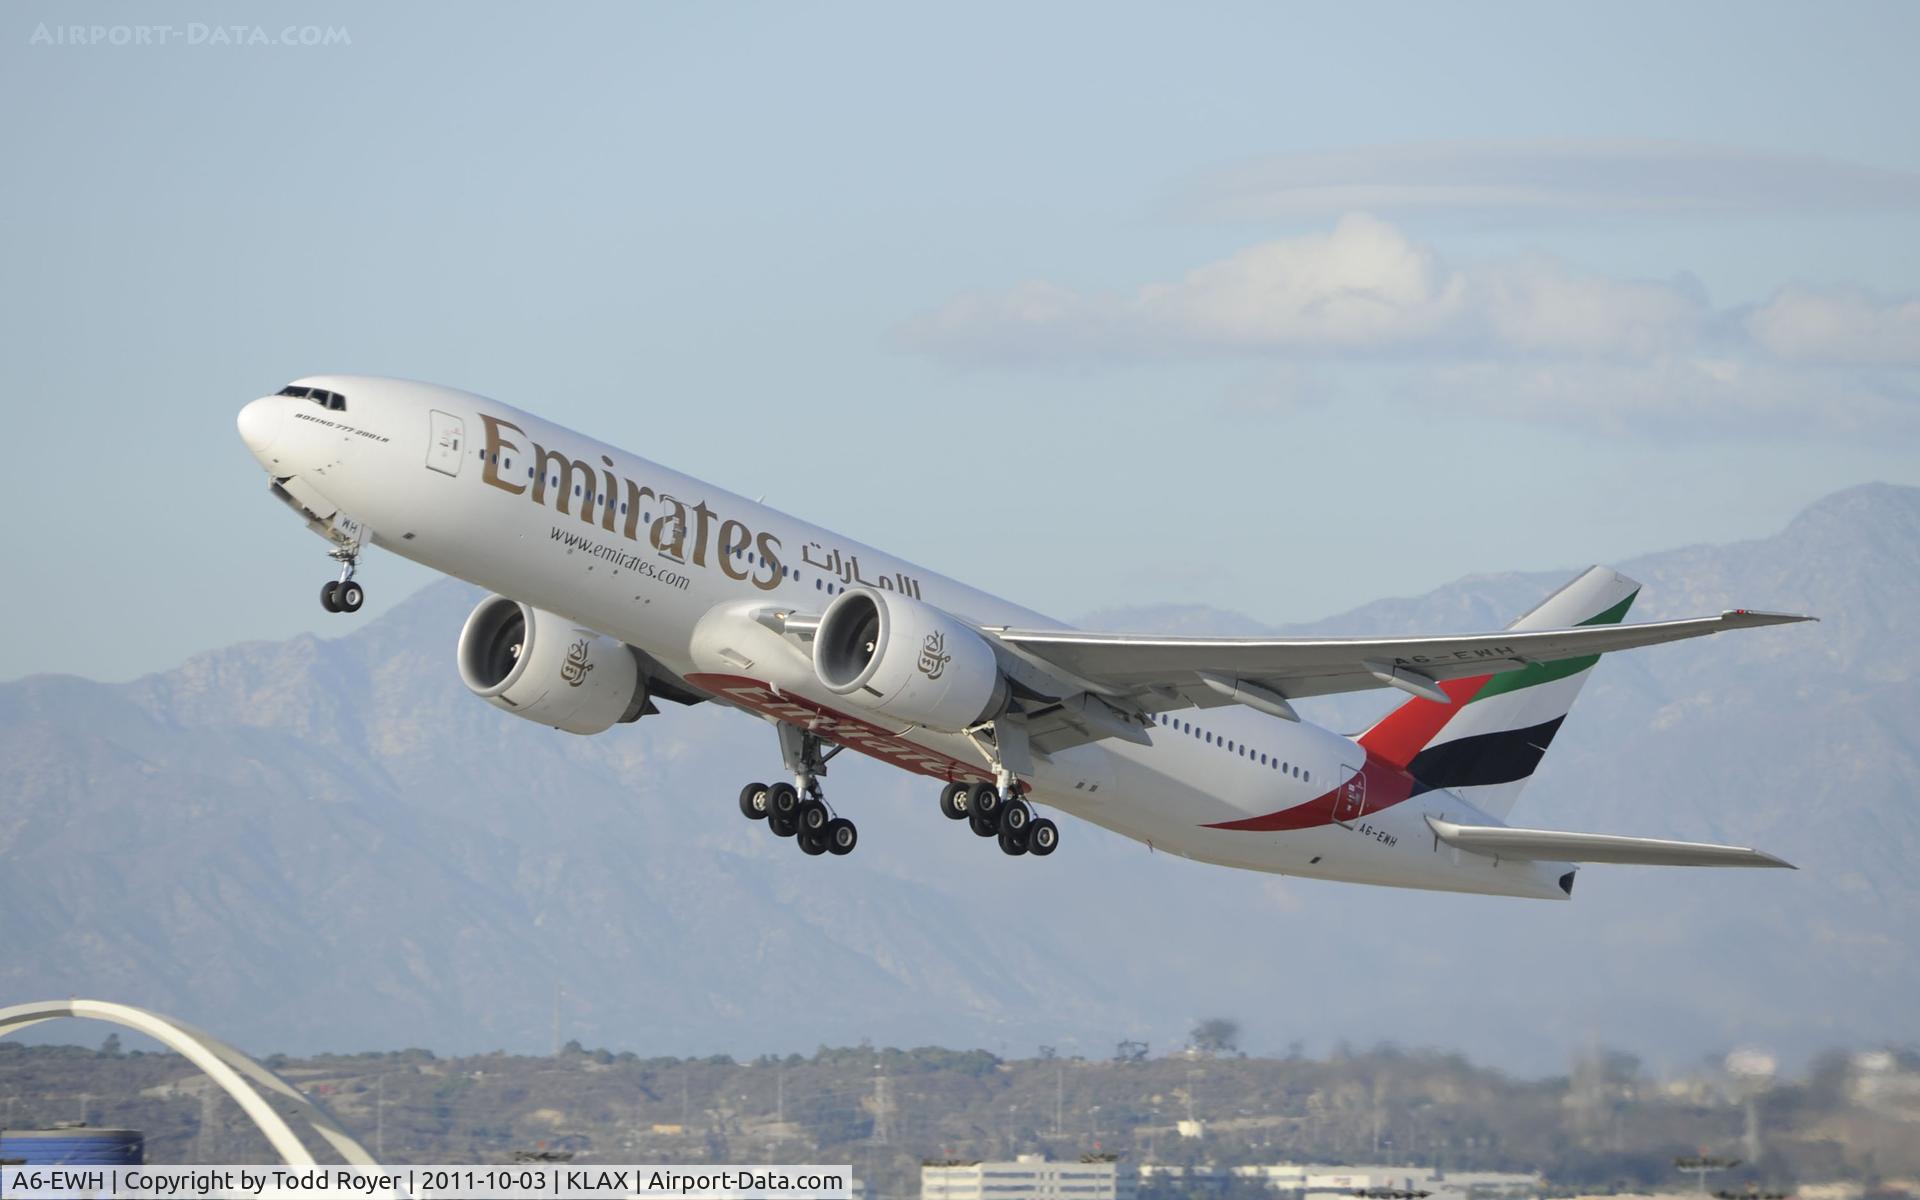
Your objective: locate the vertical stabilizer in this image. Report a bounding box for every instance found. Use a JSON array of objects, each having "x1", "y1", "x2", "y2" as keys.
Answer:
[{"x1": 1356, "y1": 566, "x2": 1638, "y2": 819}]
